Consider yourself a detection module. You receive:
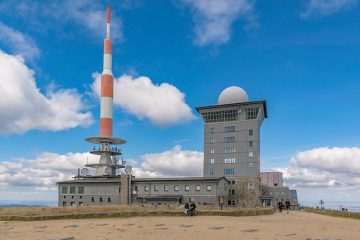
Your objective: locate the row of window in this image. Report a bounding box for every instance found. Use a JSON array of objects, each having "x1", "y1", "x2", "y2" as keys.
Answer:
[
  {"x1": 138, "y1": 185, "x2": 212, "y2": 192},
  {"x1": 224, "y1": 158, "x2": 236, "y2": 164},
  {"x1": 224, "y1": 168, "x2": 235, "y2": 175},
  {"x1": 209, "y1": 160, "x2": 255, "y2": 167},
  {"x1": 92, "y1": 197, "x2": 112, "y2": 203},
  {"x1": 209, "y1": 138, "x2": 255, "y2": 146},
  {"x1": 209, "y1": 163, "x2": 255, "y2": 175},
  {"x1": 228, "y1": 183, "x2": 255, "y2": 192},
  {"x1": 224, "y1": 147, "x2": 236, "y2": 153},
  {"x1": 62, "y1": 186, "x2": 84, "y2": 194},
  {"x1": 202, "y1": 107, "x2": 260, "y2": 123},
  {"x1": 212, "y1": 127, "x2": 253, "y2": 135},
  {"x1": 63, "y1": 201, "x2": 83, "y2": 207},
  {"x1": 210, "y1": 149, "x2": 255, "y2": 157}
]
